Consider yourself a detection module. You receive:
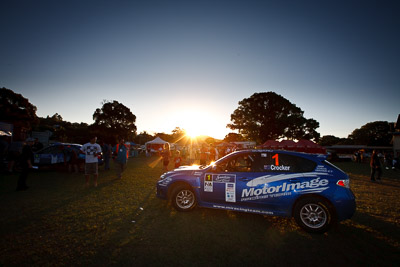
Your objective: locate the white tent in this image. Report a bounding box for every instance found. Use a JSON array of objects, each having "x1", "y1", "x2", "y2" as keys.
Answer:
[
  {"x1": 145, "y1": 137, "x2": 167, "y2": 145},
  {"x1": 145, "y1": 137, "x2": 168, "y2": 152}
]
